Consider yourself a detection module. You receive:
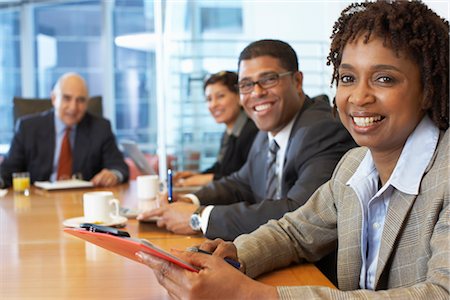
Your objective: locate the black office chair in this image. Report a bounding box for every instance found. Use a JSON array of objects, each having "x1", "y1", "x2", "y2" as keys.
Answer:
[{"x1": 13, "y1": 96, "x2": 103, "y2": 125}]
